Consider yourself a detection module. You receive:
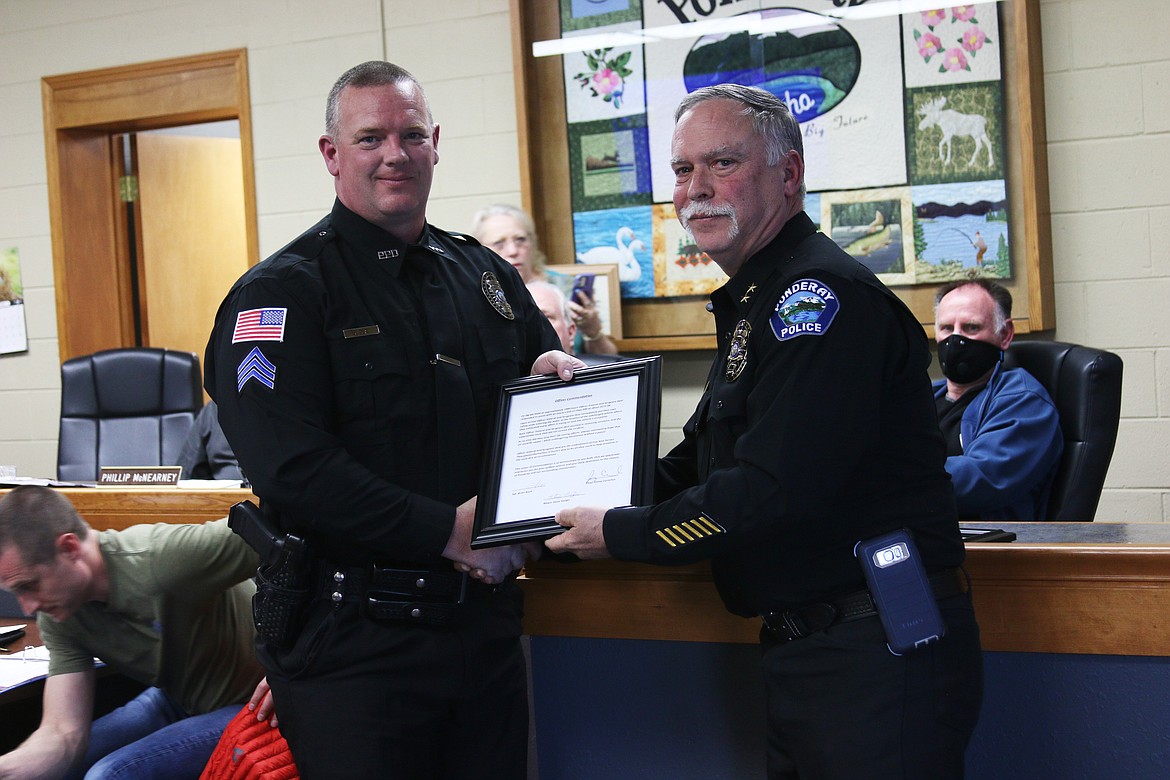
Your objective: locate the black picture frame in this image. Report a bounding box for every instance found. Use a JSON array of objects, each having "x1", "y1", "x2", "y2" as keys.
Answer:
[{"x1": 471, "y1": 355, "x2": 661, "y2": 549}]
